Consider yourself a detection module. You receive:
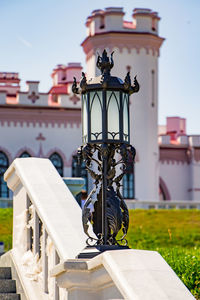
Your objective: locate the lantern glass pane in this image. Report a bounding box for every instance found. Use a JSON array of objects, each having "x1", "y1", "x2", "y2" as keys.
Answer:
[
  {"x1": 107, "y1": 91, "x2": 120, "y2": 140},
  {"x1": 82, "y1": 94, "x2": 88, "y2": 144},
  {"x1": 123, "y1": 93, "x2": 129, "y2": 142},
  {"x1": 90, "y1": 91, "x2": 102, "y2": 141}
]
